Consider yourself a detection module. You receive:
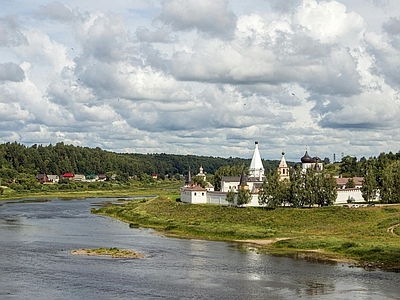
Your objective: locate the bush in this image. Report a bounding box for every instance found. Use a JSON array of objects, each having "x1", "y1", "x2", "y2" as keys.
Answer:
[{"x1": 340, "y1": 241, "x2": 359, "y2": 249}]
